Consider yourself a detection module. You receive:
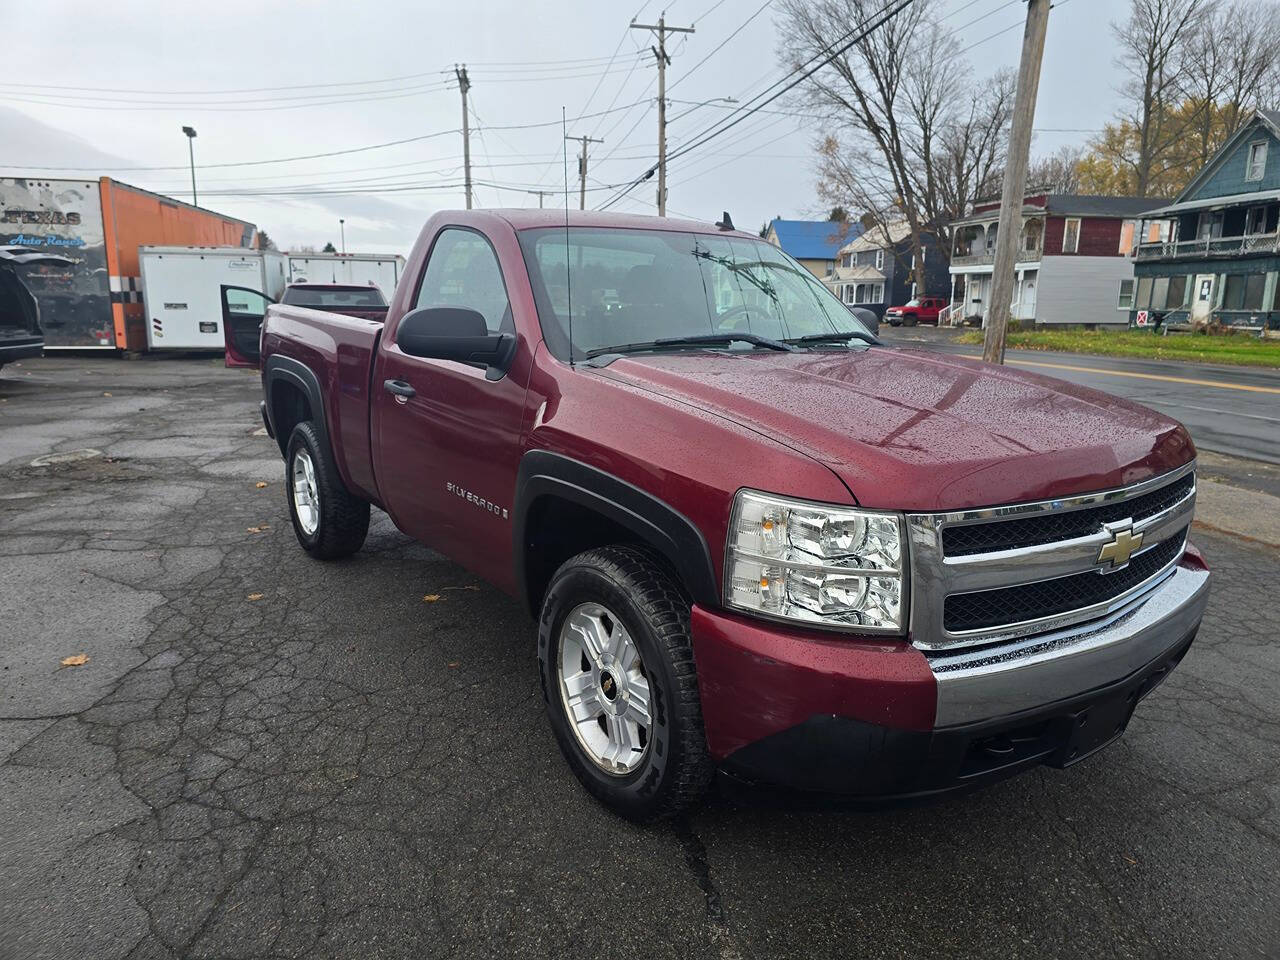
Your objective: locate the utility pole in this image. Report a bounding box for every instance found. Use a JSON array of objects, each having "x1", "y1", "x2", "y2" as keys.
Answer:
[
  {"x1": 983, "y1": 0, "x2": 1050, "y2": 365},
  {"x1": 455, "y1": 64, "x2": 472, "y2": 210},
  {"x1": 565, "y1": 134, "x2": 603, "y2": 210},
  {"x1": 526, "y1": 189, "x2": 553, "y2": 209},
  {"x1": 631, "y1": 15, "x2": 694, "y2": 216},
  {"x1": 339, "y1": 218, "x2": 346, "y2": 254}
]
